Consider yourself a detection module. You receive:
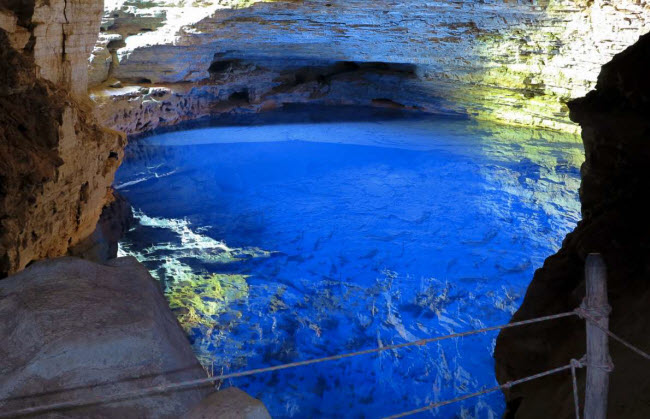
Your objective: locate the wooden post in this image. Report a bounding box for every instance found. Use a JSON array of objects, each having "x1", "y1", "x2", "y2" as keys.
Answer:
[{"x1": 584, "y1": 253, "x2": 611, "y2": 419}]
